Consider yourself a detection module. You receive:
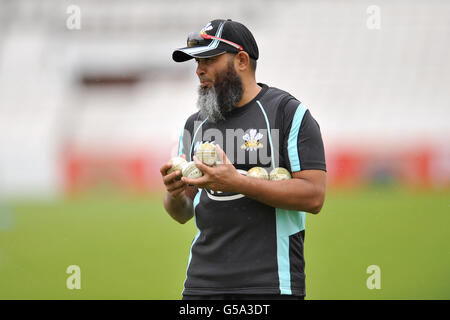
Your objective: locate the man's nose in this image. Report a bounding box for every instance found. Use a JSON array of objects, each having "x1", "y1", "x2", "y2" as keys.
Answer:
[{"x1": 196, "y1": 62, "x2": 206, "y2": 77}]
